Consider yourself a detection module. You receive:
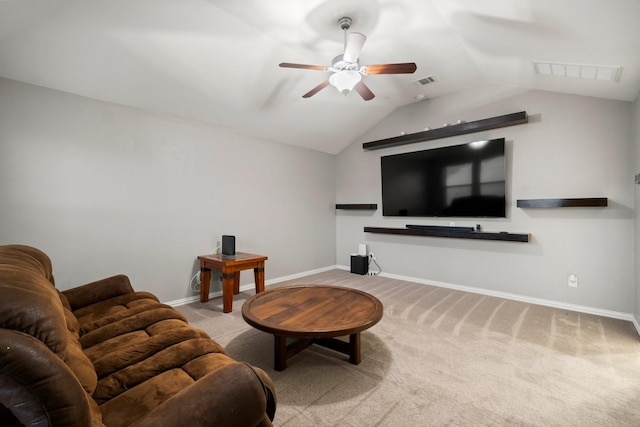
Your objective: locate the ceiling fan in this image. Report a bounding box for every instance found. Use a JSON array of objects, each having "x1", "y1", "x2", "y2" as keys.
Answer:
[{"x1": 279, "y1": 17, "x2": 417, "y2": 101}]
